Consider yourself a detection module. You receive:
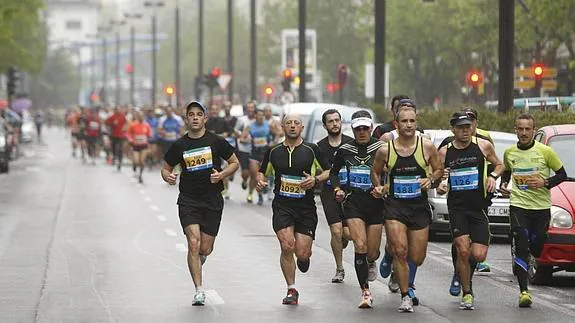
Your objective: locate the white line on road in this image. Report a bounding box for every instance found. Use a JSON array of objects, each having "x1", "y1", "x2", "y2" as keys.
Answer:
[
  {"x1": 165, "y1": 229, "x2": 177, "y2": 237},
  {"x1": 539, "y1": 293, "x2": 559, "y2": 300},
  {"x1": 25, "y1": 167, "x2": 40, "y2": 172},
  {"x1": 565, "y1": 304, "x2": 575, "y2": 310},
  {"x1": 150, "y1": 205, "x2": 159, "y2": 211},
  {"x1": 139, "y1": 189, "x2": 146, "y2": 194},
  {"x1": 205, "y1": 290, "x2": 225, "y2": 305},
  {"x1": 145, "y1": 197, "x2": 152, "y2": 202},
  {"x1": 176, "y1": 243, "x2": 187, "y2": 252},
  {"x1": 157, "y1": 215, "x2": 167, "y2": 222}
]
